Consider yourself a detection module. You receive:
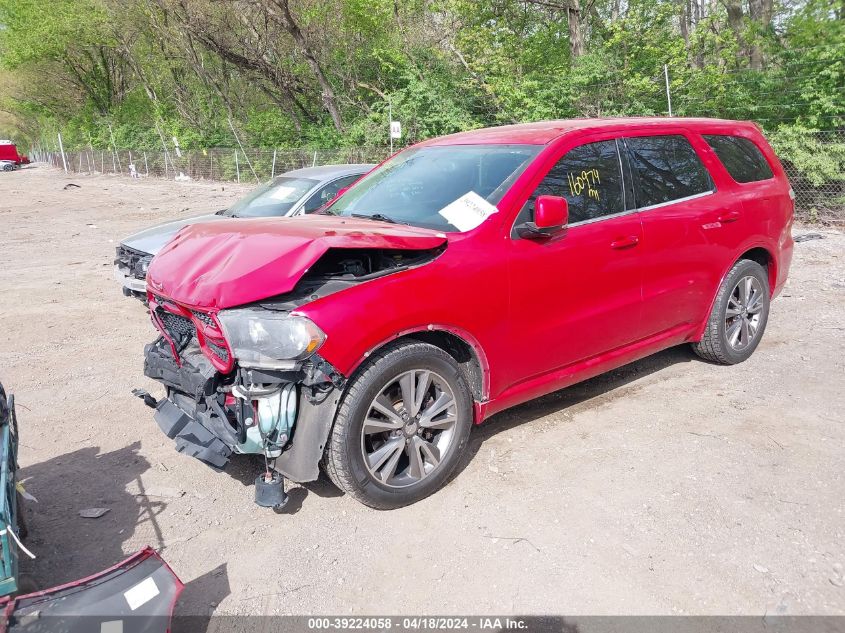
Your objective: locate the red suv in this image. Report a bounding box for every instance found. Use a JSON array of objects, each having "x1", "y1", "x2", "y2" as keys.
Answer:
[{"x1": 142, "y1": 118, "x2": 793, "y2": 509}]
